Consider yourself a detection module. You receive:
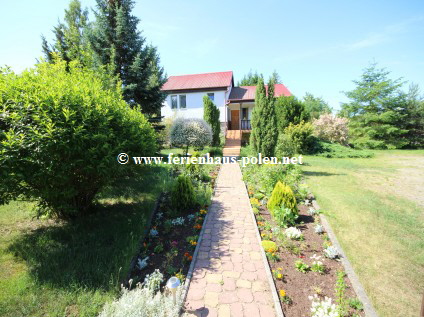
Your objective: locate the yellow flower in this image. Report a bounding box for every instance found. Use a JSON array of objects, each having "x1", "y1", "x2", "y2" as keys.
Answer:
[
  {"x1": 277, "y1": 273, "x2": 282, "y2": 279},
  {"x1": 279, "y1": 290, "x2": 286, "y2": 297},
  {"x1": 278, "y1": 267, "x2": 282, "y2": 271}
]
